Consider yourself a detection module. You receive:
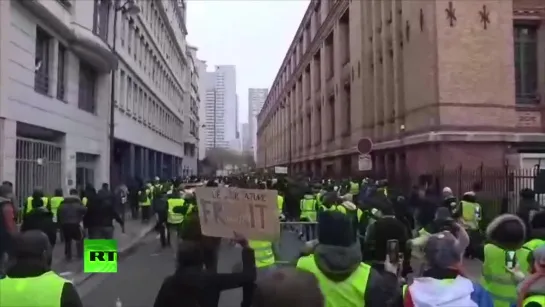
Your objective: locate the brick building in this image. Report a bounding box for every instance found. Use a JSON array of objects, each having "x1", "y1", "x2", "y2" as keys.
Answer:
[{"x1": 256, "y1": 0, "x2": 545, "y2": 177}]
